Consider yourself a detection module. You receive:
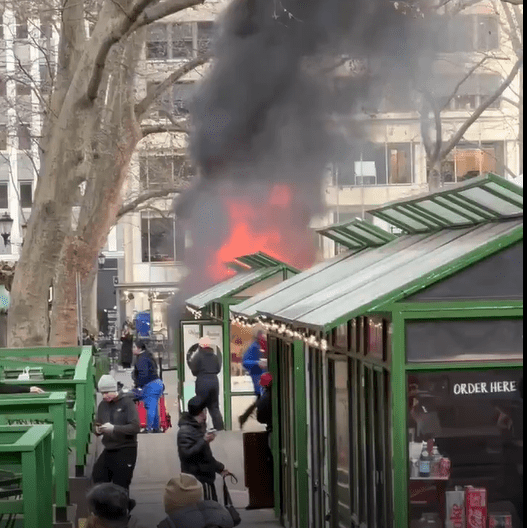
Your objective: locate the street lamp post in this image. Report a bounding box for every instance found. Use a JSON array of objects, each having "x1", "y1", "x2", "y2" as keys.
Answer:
[{"x1": 0, "y1": 213, "x2": 14, "y2": 247}]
